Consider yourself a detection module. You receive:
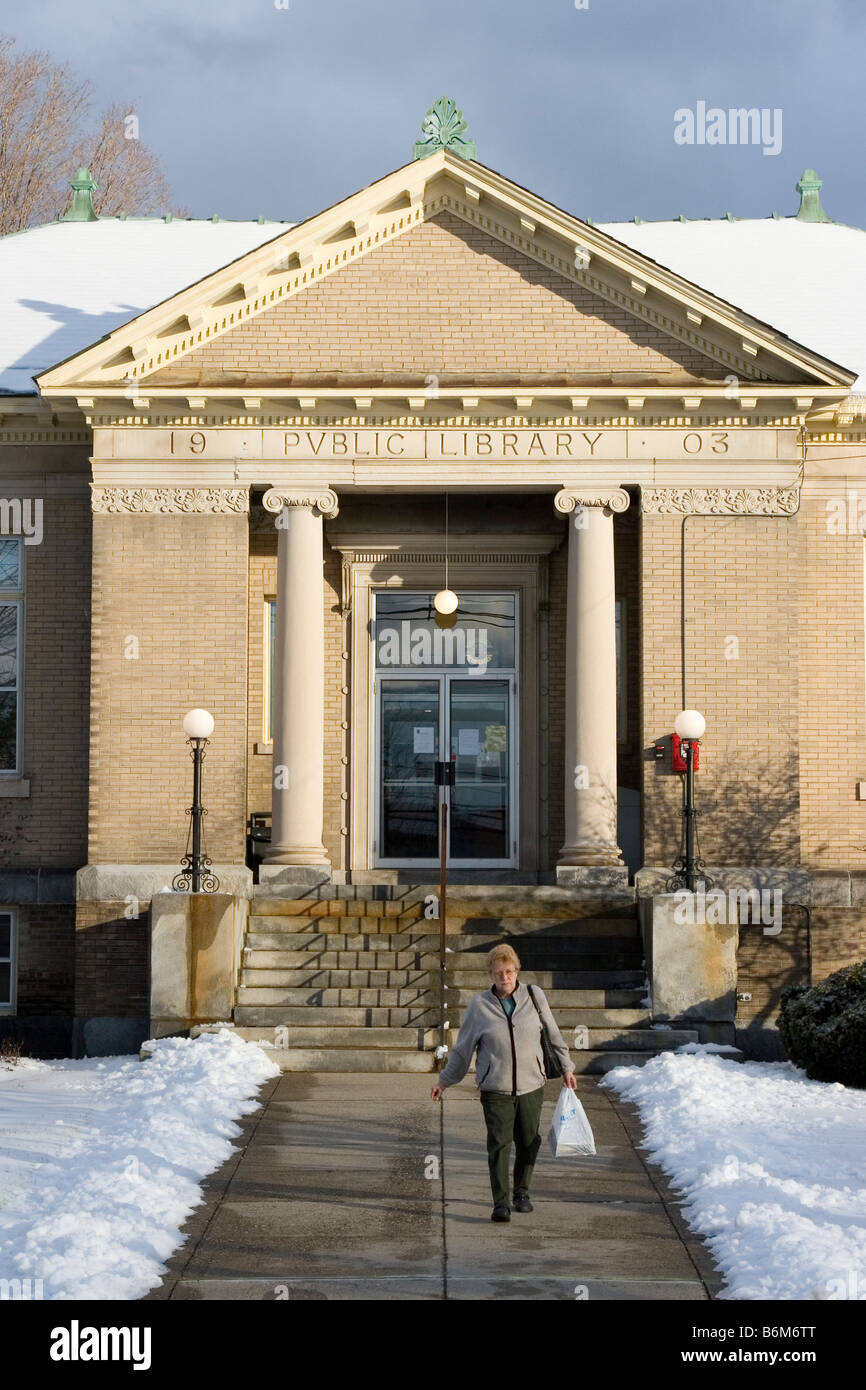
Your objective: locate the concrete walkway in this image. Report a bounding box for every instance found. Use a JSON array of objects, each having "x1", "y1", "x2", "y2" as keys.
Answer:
[{"x1": 145, "y1": 1072, "x2": 724, "y2": 1301}]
